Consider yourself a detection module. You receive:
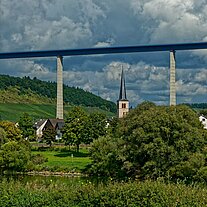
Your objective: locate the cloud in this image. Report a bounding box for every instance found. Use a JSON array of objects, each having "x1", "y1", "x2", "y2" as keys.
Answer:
[
  {"x1": 94, "y1": 38, "x2": 115, "y2": 48},
  {"x1": 0, "y1": 0, "x2": 206, "y2": 106},
  {"x1": 130, "y1": 0, "x2": 207, "y2": 43},
  {"x1": 194, "y1": 70, "x2": 207, "y2": 83},
  {"x1": 0, "y1": 0, "x2": 107, "y2": 51},
  {"x1": 0, "y1": 59, "x2": 56, "y2": 81}
]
